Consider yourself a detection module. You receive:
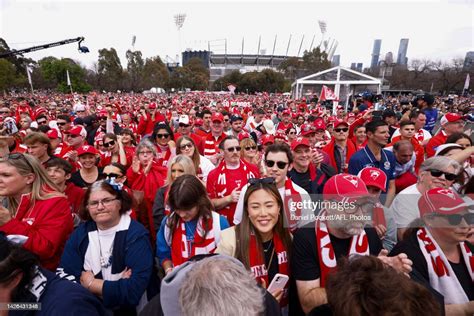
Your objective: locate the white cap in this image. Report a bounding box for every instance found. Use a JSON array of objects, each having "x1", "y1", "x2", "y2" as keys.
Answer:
[
  {"x1": 262, "y1": 119, "x2": 276, "y2": 135},
  {"x1": 178, "y1": 115, "x2": 190, "y2": 125}
]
